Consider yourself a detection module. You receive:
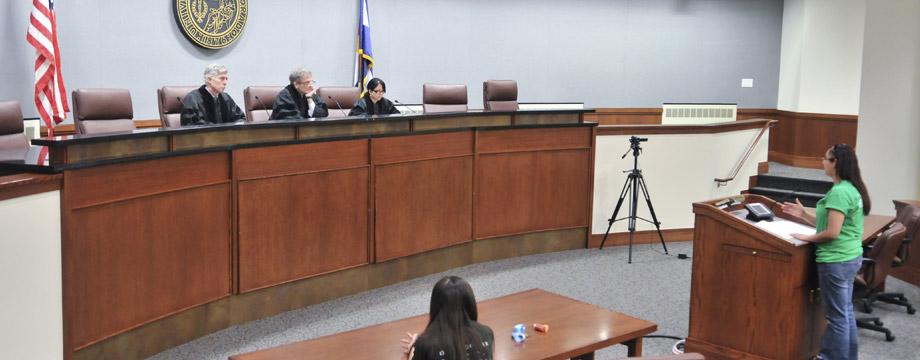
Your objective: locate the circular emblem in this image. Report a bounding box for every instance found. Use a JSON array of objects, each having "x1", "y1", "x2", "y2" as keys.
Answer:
[{"x1": 174, "y1": 0, "x2": 248, "y2": 49}]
